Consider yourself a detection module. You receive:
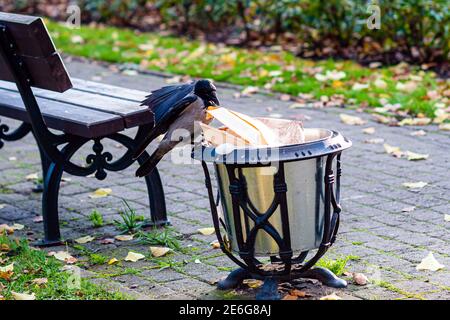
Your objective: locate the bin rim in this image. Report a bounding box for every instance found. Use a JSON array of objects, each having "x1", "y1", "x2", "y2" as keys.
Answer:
[{"x1": 192, "y1": 128, "x2": 352, "y2": 165}]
